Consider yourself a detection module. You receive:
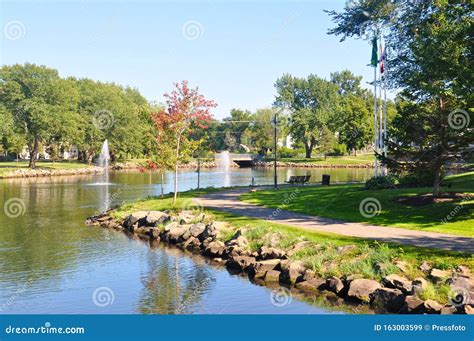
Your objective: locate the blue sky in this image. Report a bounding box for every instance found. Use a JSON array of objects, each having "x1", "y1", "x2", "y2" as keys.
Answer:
[{"x1": 1, "y1": 0, "x2": 378, "y2": 119}]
